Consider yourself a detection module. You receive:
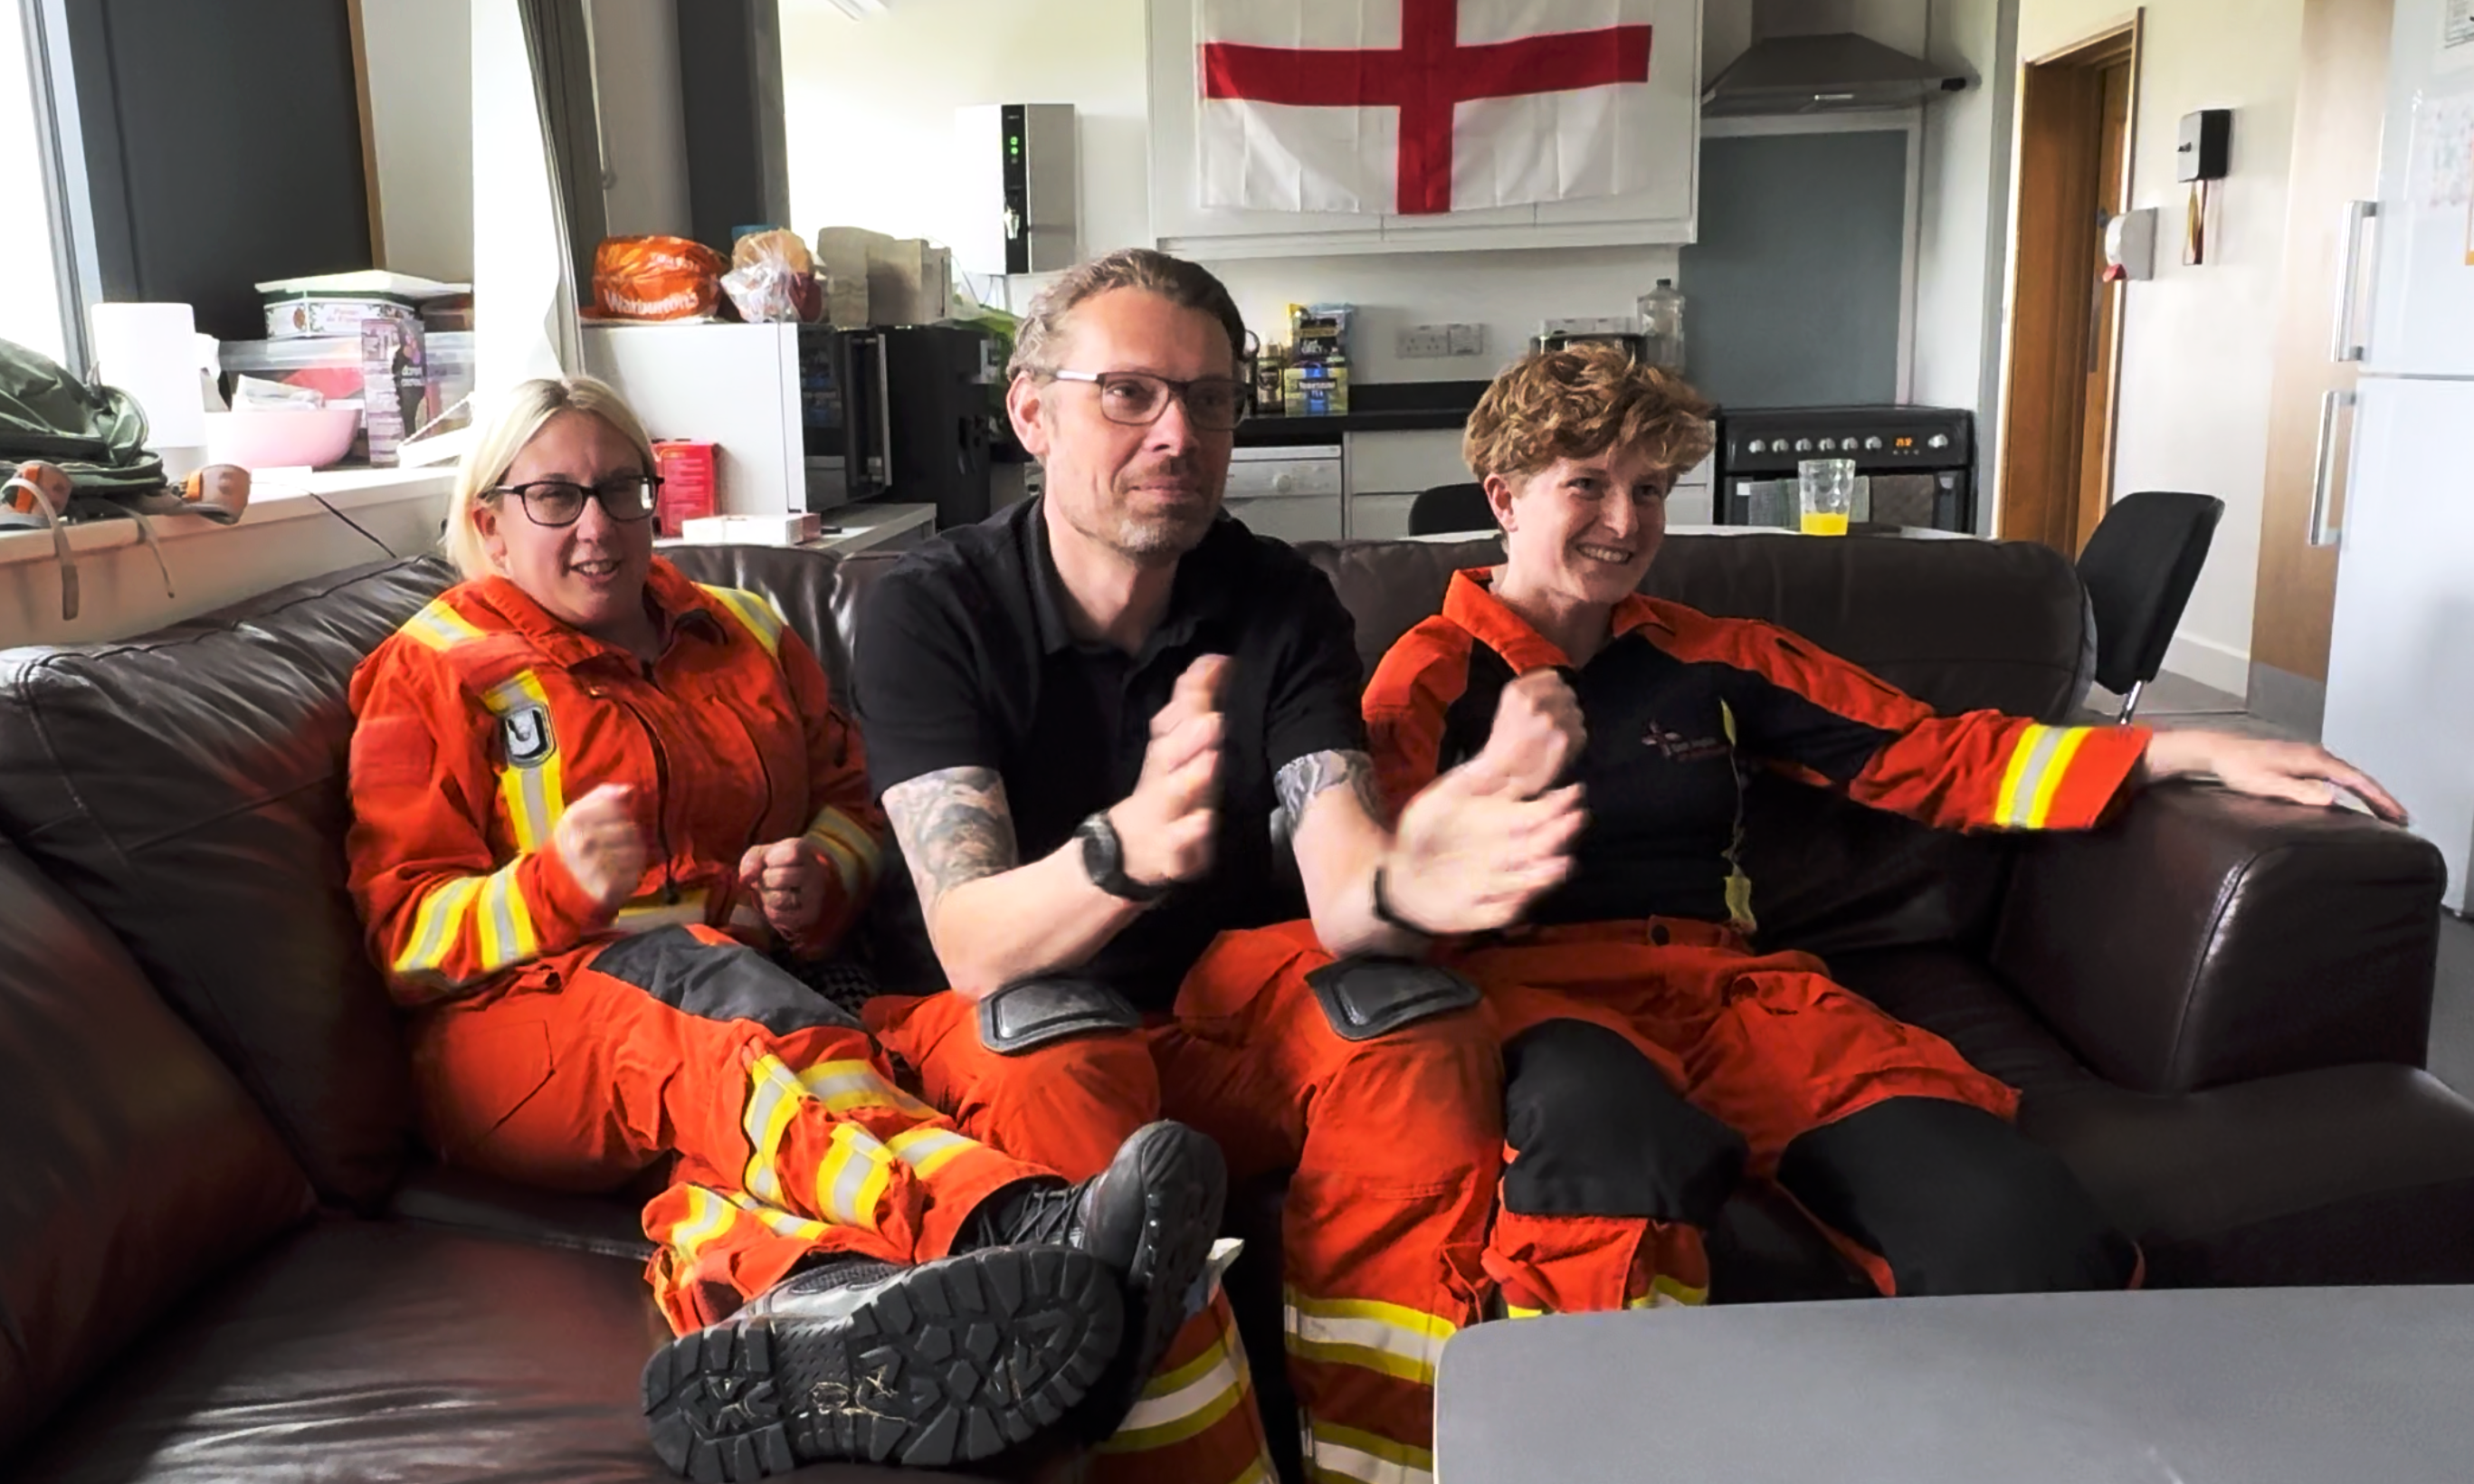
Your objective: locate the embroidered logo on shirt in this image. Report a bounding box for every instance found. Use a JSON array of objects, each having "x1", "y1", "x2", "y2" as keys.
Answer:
[
  {"x1": 1641, "y1": 721, "x2": 1729, "y2": 763},
  {"x1": 502, "y1": 705, "x2": 557, "y2": 769}
]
